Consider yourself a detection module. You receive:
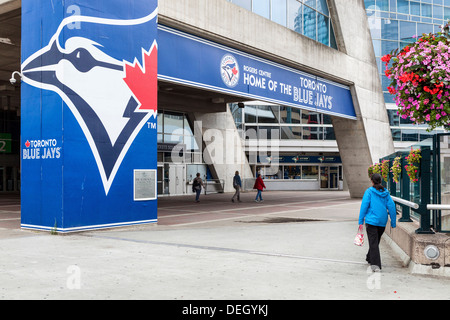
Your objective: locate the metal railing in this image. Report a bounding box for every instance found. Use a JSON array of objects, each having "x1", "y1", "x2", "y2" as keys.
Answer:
[
  {"x1": 379, "y1": 133, "x2": 450, "y2": 234},
  {"x1": 204, "y1": 179, "x2": 225, "y2": 194},
  {"x1": 380, "y1": 144, "x2": 434, "y2": 234},
  {"x1": 427, "y1": 204, "x2": 450, "y2": 210},
  {"x1": 391, "y1": 196, "x2": 419, "y2": 210}
]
